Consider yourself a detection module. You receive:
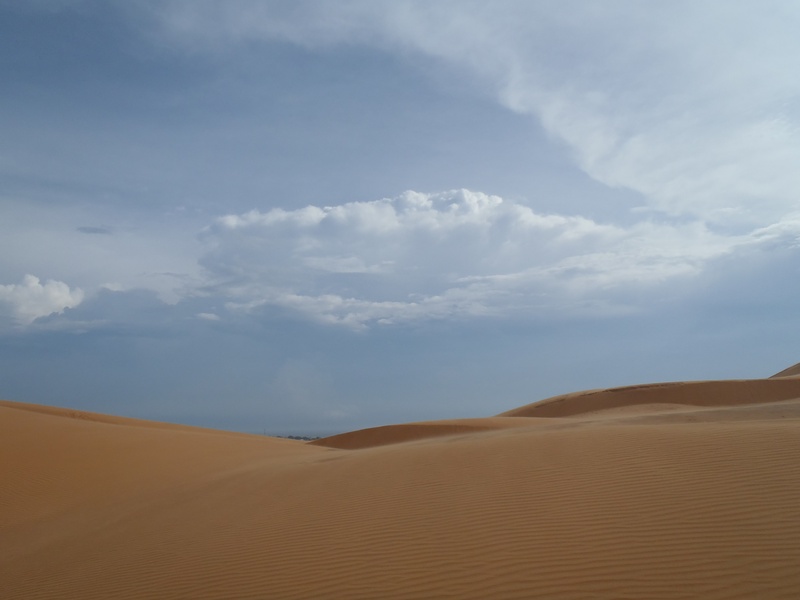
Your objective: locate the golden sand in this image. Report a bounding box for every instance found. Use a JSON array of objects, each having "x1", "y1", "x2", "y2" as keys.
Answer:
[{"x1": 3, "y1": 367, "x2": 800, "y2": 599}]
